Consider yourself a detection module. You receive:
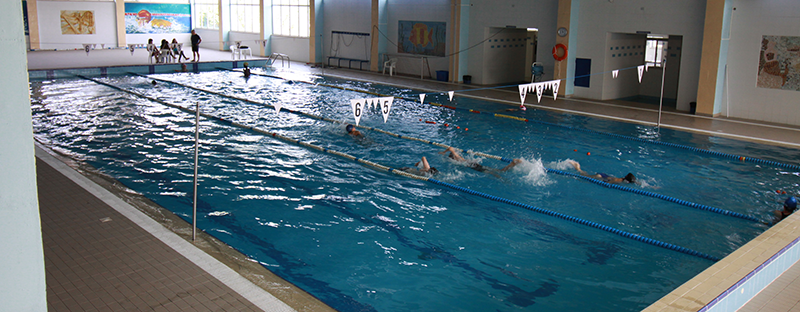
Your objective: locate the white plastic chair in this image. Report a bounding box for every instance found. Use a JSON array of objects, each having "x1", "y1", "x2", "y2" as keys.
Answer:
[
  {"x1": 159, "y1": 48, "x2": 173, "y2": 63},
  {"x1": 146, "y1": 43, "x2": 158, "y2": 64},
  {"x1": 383, "y1": 58, "x2": 397, "y2": 76},
  {"x1": 231, "y1": 41, "x2": 252, "y2": 60}
]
